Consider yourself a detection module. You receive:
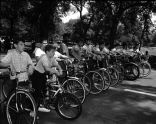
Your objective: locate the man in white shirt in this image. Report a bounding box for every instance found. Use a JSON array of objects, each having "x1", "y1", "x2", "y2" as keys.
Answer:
[
  {"x1": 0, "y1": 39, "x2": 34, "y2": 90},
  {"x1": 33, "y1": 42, "x2": 45, "y2": 62}
]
